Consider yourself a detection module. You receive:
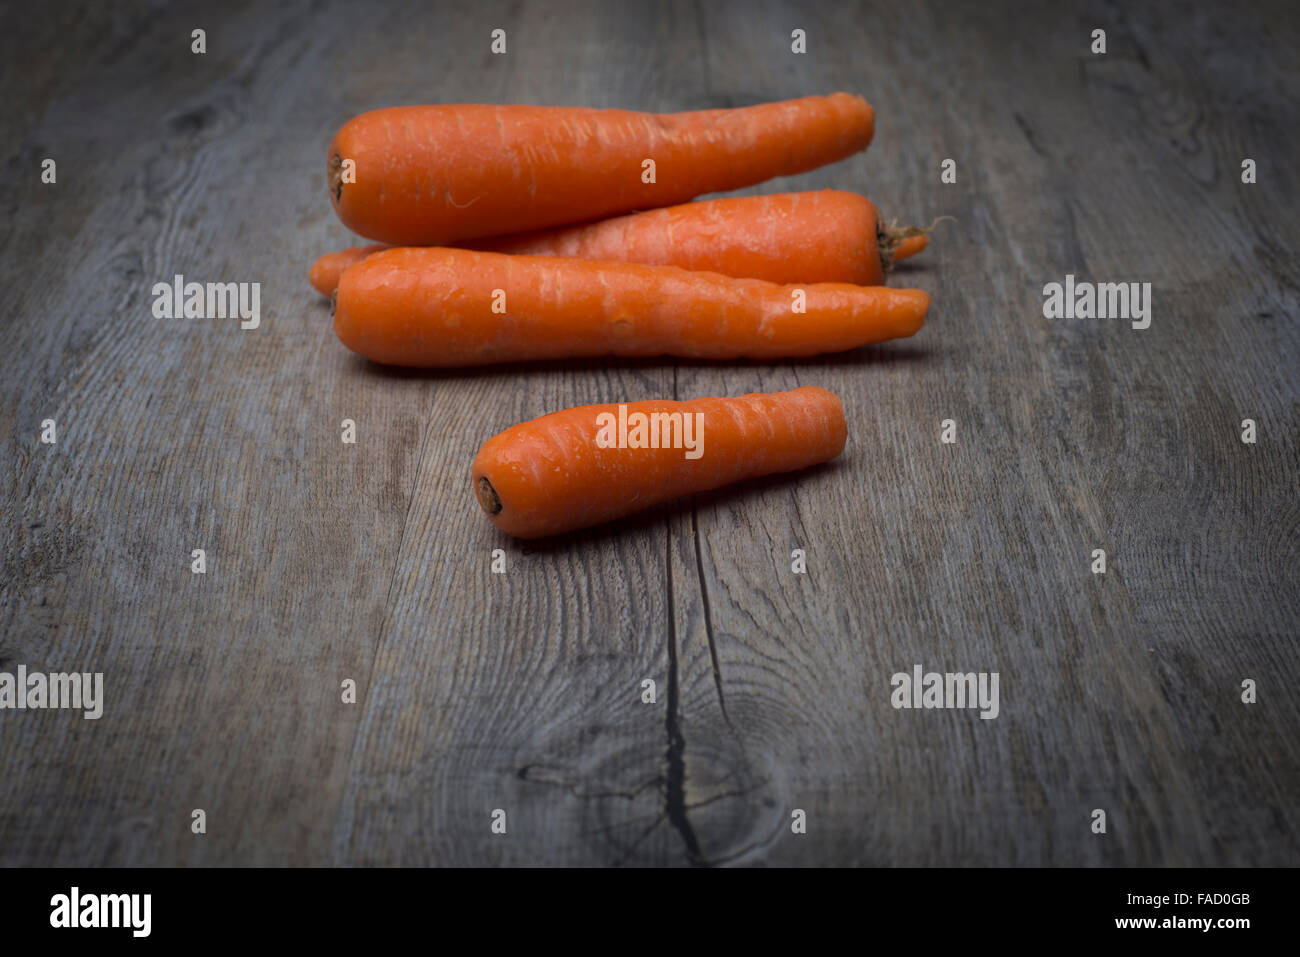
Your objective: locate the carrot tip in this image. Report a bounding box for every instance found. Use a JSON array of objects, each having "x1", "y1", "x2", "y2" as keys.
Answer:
[
  {"x1": 879, "y1": 216, "x2": 954, "y2": 272},
  {"x1": 476, "y1": 476, "x2": 502, "y2": 516}
]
